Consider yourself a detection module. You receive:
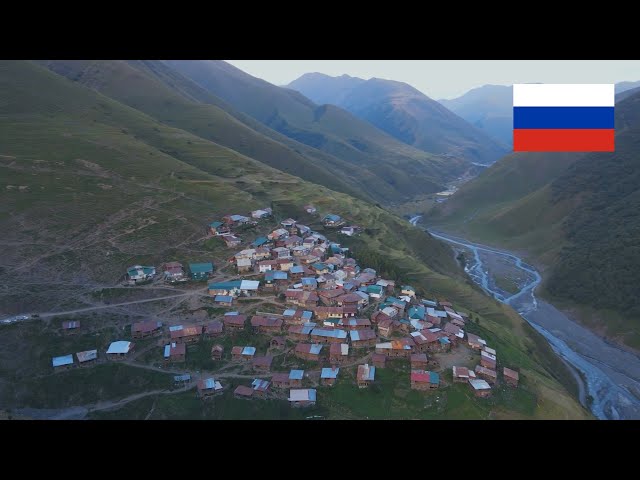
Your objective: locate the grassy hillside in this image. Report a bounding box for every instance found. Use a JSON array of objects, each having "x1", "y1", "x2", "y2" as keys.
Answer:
[
  {"x1": 429, "y1": 151, "x2": 582, "y2": 263},
  {"x1": 0, "y1": 60, "x2": 587, "y2": 418},
  {"x1": 164, "y1": 60, "x2": 471, "y2": 201},
  {"x1": 288, "y1": 74, "x2": 509, "y2": 164},
  {"x1": 428, "y1": 91, "x2": 640, "y2": 349},
  {"x1": 37, "y1": 59, "x2": 376, "y2": 204}
]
